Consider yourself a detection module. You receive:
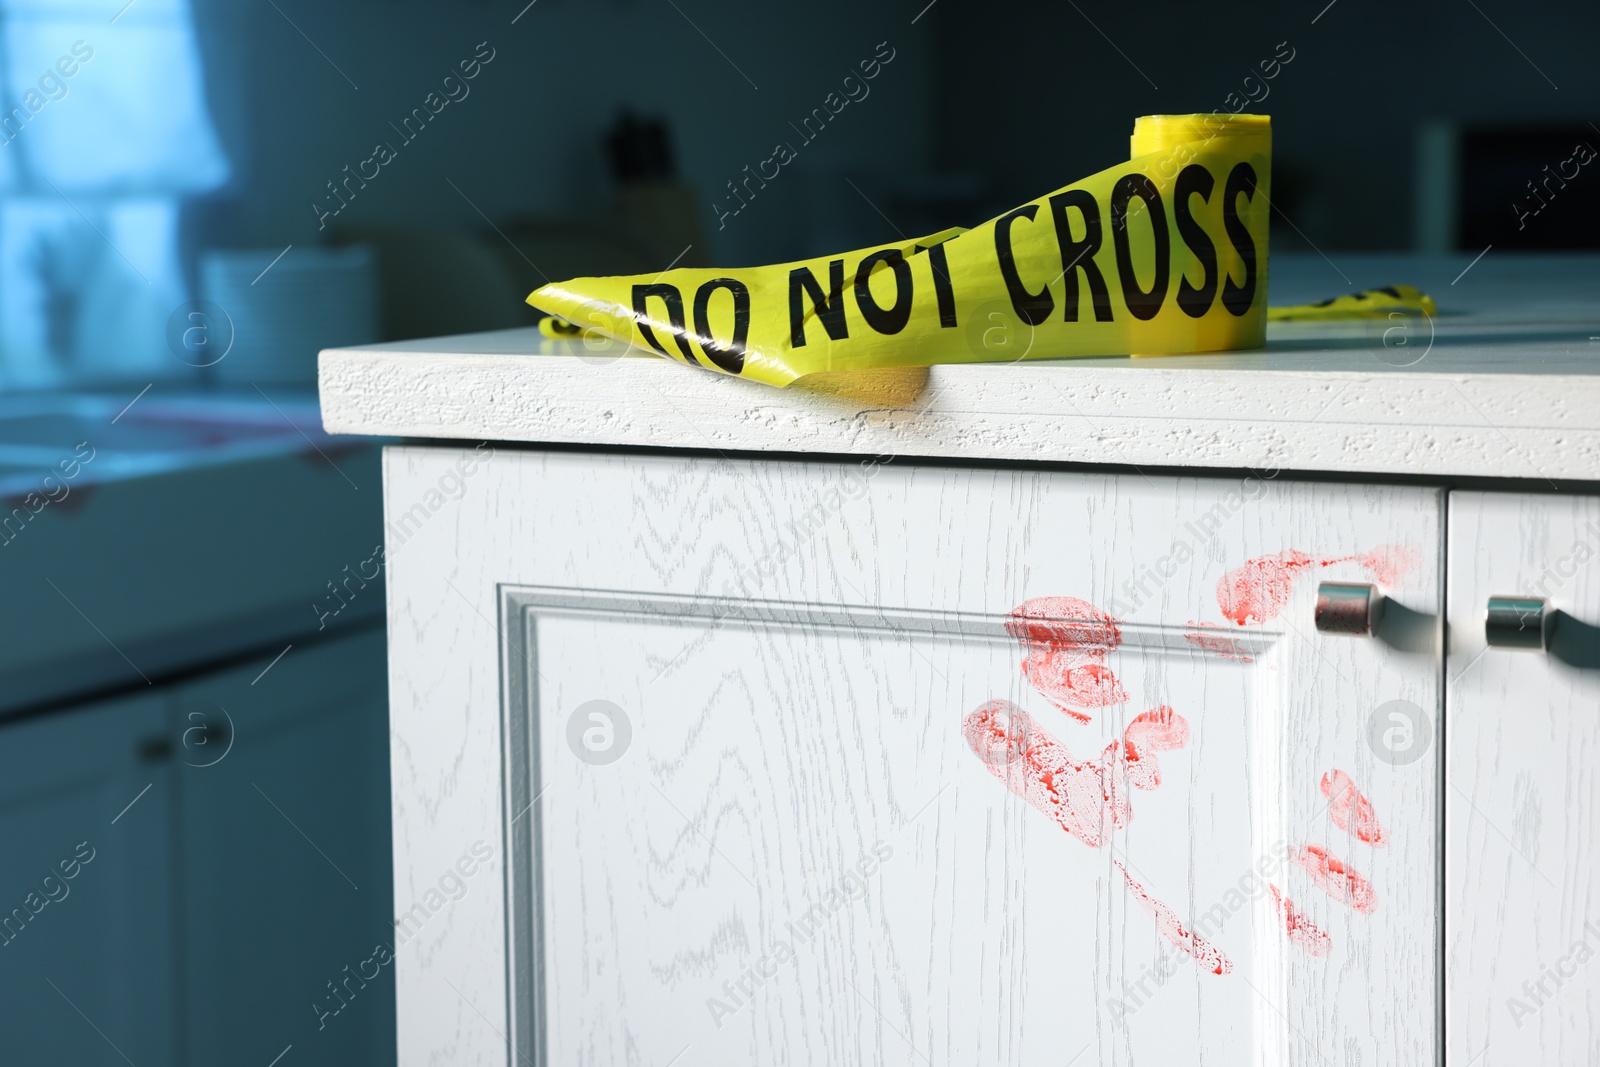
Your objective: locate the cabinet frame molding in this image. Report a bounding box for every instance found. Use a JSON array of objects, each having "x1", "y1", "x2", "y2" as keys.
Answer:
[{"x1": 496, "y1": 583, "x2": 1282, "y2": 1066}]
